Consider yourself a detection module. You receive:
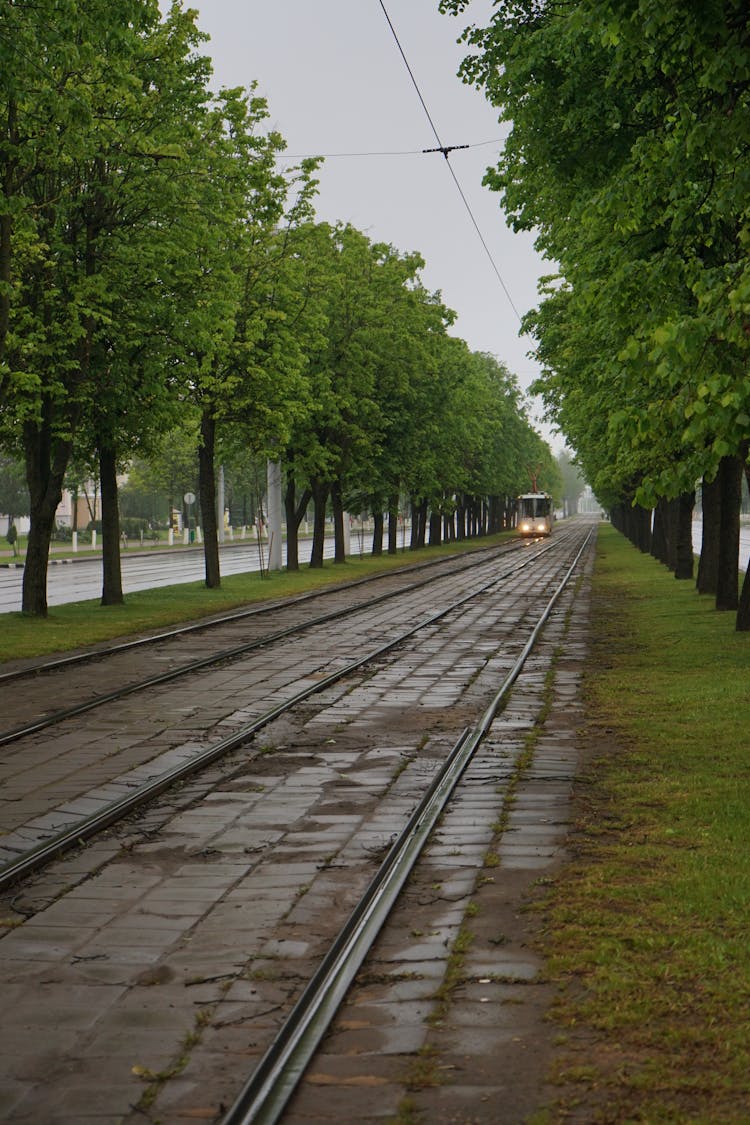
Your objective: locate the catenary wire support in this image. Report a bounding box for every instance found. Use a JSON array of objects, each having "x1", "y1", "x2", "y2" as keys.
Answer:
[
  {"x1": 422, "y1": 143, "x2": 470, "y2": 158},
  {"x1": 378, "y1": 0, "x2": 522, "y2": 321}
]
